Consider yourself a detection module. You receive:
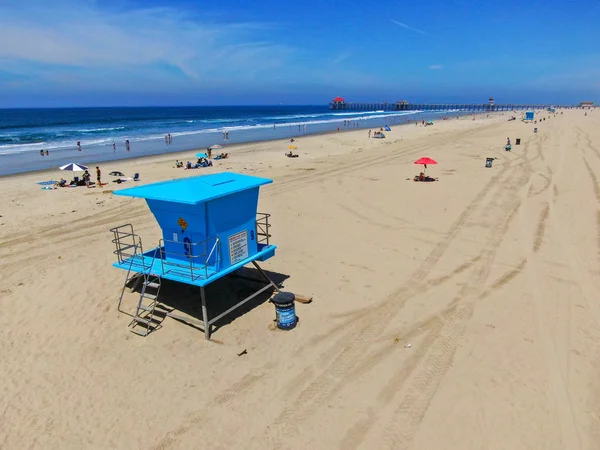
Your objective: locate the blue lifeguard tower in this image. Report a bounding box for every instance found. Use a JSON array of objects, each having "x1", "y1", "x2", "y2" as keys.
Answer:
[
  {"x1": 109, "y1": 172, "x2": 279, "y2": 339},
  {"x1": 525, "y1": 111, "x2": 535, "y2": 121}
]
